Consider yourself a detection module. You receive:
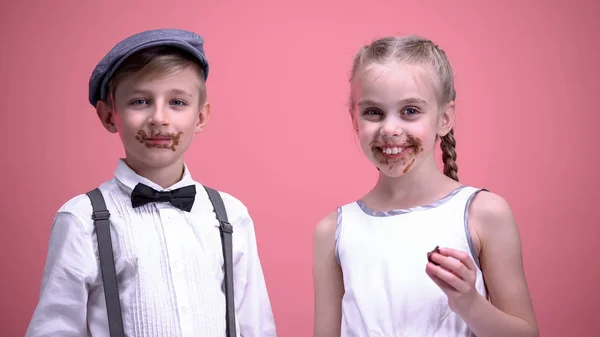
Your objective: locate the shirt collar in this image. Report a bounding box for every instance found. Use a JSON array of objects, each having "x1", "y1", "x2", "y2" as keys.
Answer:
[{"x1": 114, "y1": 158, "x2": 196, "y2": 194}]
